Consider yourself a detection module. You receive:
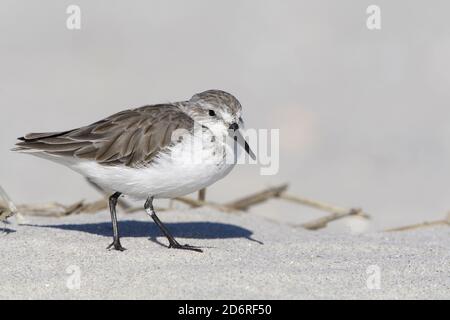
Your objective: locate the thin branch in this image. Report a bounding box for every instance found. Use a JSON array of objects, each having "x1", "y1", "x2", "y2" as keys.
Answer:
[
  {"x1": 0, "y1": 185, "x2": 18, "y2": 221},
  {"x1": 224, "y1": 184, "x2": 289, "y2": 211},
  {"x1": 172, "y1": 197, "x2": 235, "y2": 212},
  {"x1": 384, "y1": 213, "x2": 450, "y2": 232},
  {"x1": 299, "y1": 208, "x2": 368, "y2": 230},
  {"x1": 2, "y1": 182, "x2": 372, "y2": 234},
  {"x1": 125, "y1": 206, "x2": 169, "y2": 214},
  {"x1": 15, "y1": 200, "x2": 105, "y2": 217},
  {"x1": 198, "y1": 188, "x2": 206, "y2": 202},
  {"x1": 275, "y1": 192, "x2": 371, "y2": 230},
  {"x1": 85, "y1": 177, "x2": 131, "y2": 210},
  {"x1": 168, "y1": 189, "x2": 208, "y2": 210},
  {"x1": 279, "y1": 193, "x2": 369, "y2": 217}
]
